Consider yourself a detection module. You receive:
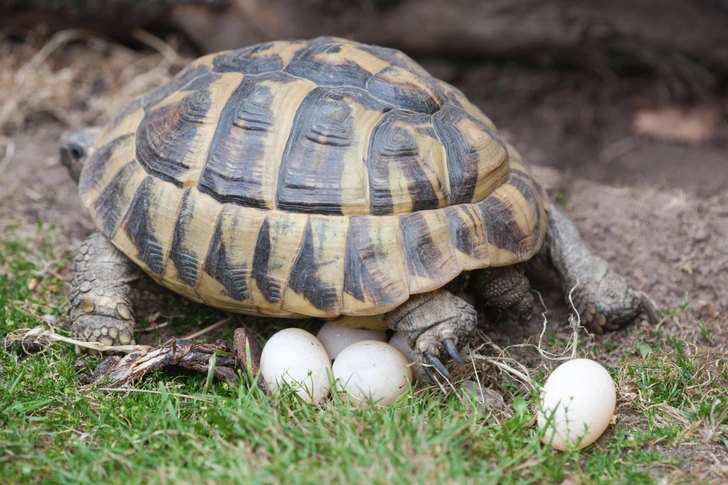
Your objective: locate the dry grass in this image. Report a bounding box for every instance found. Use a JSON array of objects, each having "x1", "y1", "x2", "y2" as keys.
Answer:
[{"x1": 0, "y1": 27, "x2": 191, "y2": 136}]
